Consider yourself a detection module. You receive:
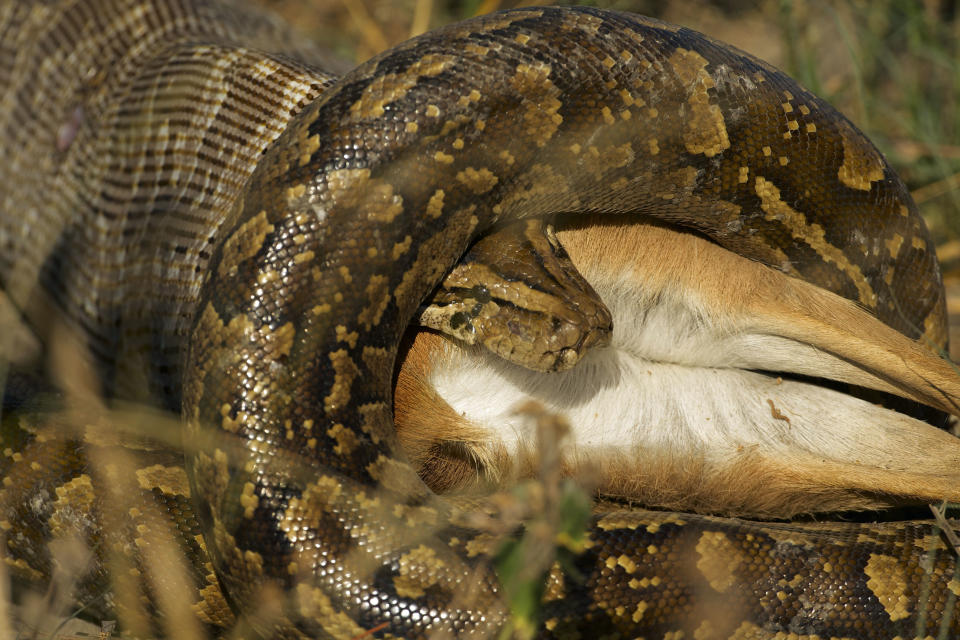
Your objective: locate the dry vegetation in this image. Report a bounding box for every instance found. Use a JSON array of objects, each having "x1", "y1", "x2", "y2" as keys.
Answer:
[{"x1": 3, "y1": 0, "x2": 959, "y2": 638}]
